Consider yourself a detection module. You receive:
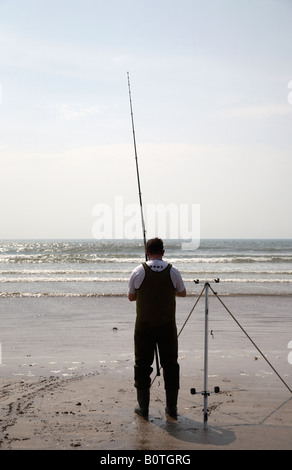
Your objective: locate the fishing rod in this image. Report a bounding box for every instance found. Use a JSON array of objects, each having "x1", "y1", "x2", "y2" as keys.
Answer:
[
  {"x1": 127, "y1": 72, "x2": 160, "y2": 378},
  {"x1": 127, "y1": 72, "x2": 147, "y2": 258}
]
